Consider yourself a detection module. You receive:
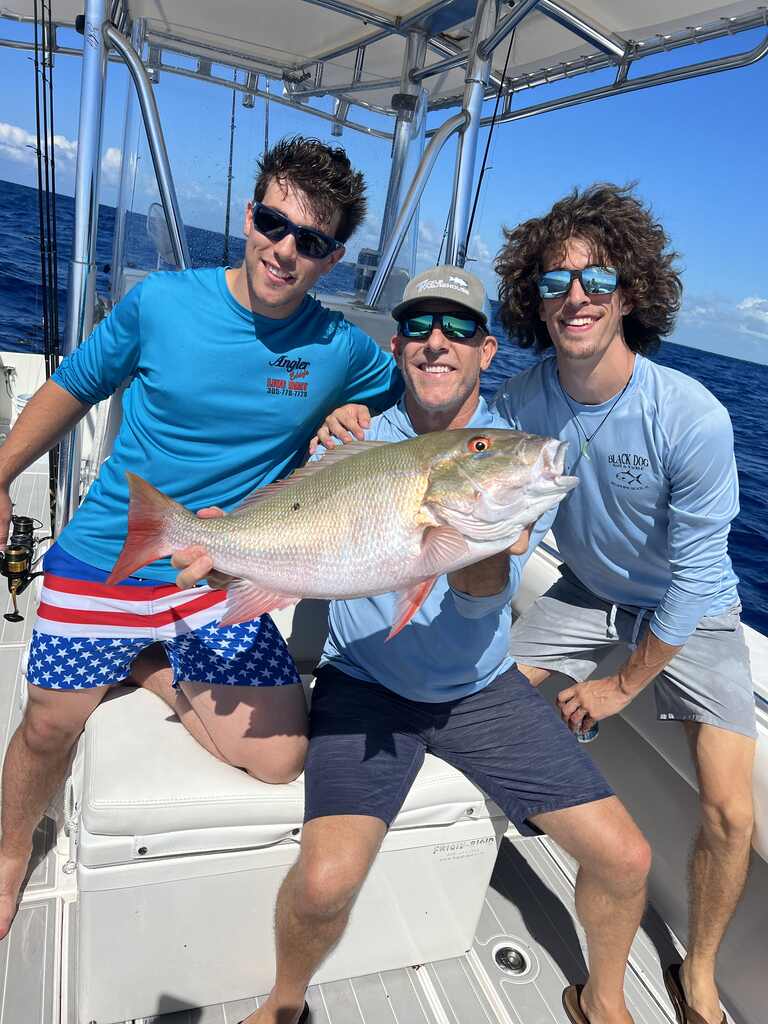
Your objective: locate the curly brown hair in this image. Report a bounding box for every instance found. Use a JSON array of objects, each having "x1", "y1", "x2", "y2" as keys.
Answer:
[
  {"x1": 495, "y1": 183, "x2": 682, "y2": 354},
  {"x1": 253, "y1": 136, "x2": 367, "y2": 243}
]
